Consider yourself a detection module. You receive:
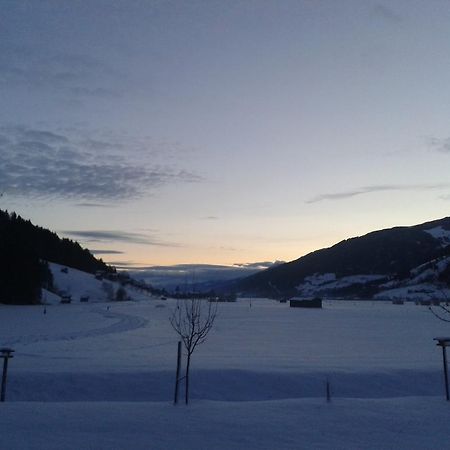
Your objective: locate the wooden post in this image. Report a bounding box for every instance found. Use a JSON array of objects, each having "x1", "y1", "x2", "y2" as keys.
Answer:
[
  {"x1": 434, "y1": 338, "x2": 450, "y2": 401},
  {"x1": 173, "y1": 341, "x2": 182, "y2": 405},
  {"x1": 326, "y1": 378, "x2": 331, "y2": 403},
  {"x1": 185, "y1": 354, "x2": 191, "y2": 405},
  {"x1": 442, "y1": 345, "x2": 449, "y2": 401},
  {"x1": 0, "y1": 349, "x2": 14, "y2": 402}
]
